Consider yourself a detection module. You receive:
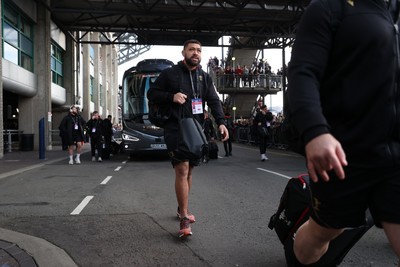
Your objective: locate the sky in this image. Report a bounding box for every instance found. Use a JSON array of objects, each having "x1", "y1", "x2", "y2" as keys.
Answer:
[{"x1": 118, "y1": 45, "x2": 292, "y2": 109}]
